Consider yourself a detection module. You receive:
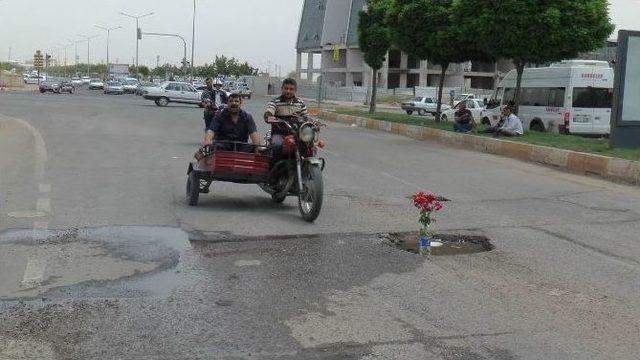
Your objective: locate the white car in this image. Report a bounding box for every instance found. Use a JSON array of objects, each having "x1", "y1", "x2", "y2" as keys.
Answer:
[
  {"x1": 122, "y1": 79, "x2": 139, "y2": 94},
  {"x1": 439, "y1": 99, "x2": 487, "y2": 124},
  {"x1": 142, "y1": 81, "x2": 203, "y2": 107},
  {"x1": 88, "y1": 78, "x2": 104, "y2": 90},
  {"x1": 452, "y1": 93, "x2": 476, "y2": 106},
  {"x1": 71, "y1": 77, "x2": 84, "y2": 86},
  {"x1": 82, "y1": 76, "x2": 91, "y2": 84},
  {"x1": 401, "y1": 97, "x2": 451, "y2": 116}
]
